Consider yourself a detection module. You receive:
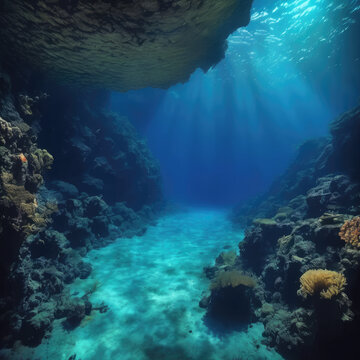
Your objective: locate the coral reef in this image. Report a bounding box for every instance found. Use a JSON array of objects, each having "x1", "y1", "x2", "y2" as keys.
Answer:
[
  {"x1": 0, "y1": 0, "x2": 253, "y2": 91},
  {"x1": 0, "y1": 64, "x2": 162, "y2": 348},
  {"x1": 5, "y1": 229, "x2": 94, "y2": 346},
  {"x1": 201, "y1": 269, "x2": 257, "y2": 330},
  {"x1": 298, "y1": 269, "x2": 346, "y2": 300},
  {"x1": 231, "y1": 105, "x2": 360, "y2": 226},
  {"x1": 50, "y1": 191, "x2": 154, "y2": 251},
  {"x1": 0, "y1": 116, "x2": 54, "y2": 280},
  {"x1": 31, "y1": 85, "x2": 163, "y2": 210},
  {"x1": 210, "y1": 270, "x2": 257, "y2": 290},
  {"x1": 203, "y1": 104, "x2": 360, "y2": 360},
  {"x1": 339, "y1": 216, "x2": 360, "y2": 248}
]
